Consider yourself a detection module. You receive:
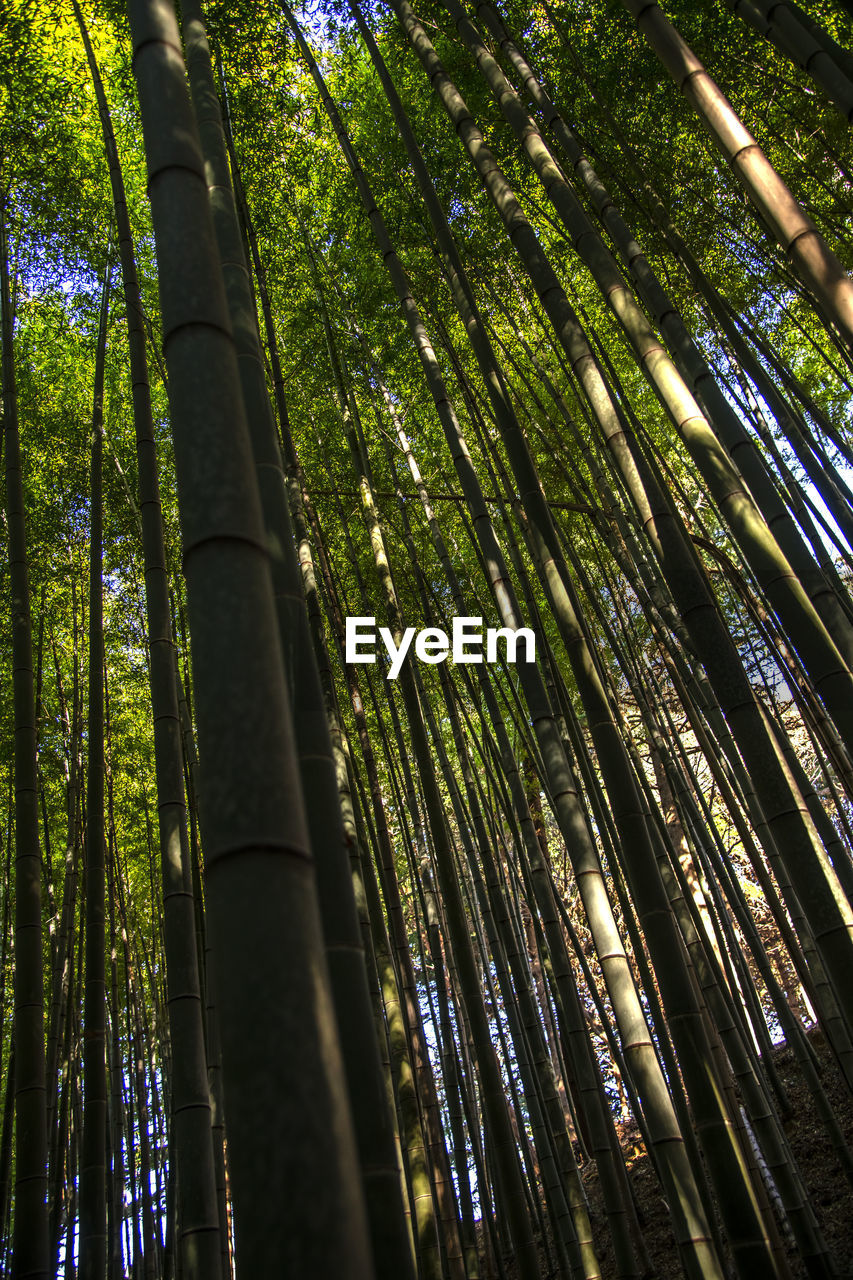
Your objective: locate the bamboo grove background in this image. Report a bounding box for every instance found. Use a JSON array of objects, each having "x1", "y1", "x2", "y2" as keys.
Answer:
[{"x1": 3, "y1": 0, "x2": 853, "y2": 1275}]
